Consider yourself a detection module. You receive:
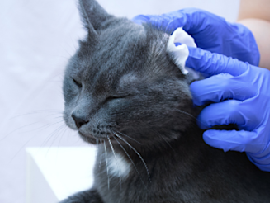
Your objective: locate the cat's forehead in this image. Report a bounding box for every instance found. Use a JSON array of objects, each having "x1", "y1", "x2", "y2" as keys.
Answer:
[
  {"x1": 86, "y1": 25, "x2": 142, "y2": 60},
  {"x1": 74, "y1": 24, "x2": 172, "y2": 94}
]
